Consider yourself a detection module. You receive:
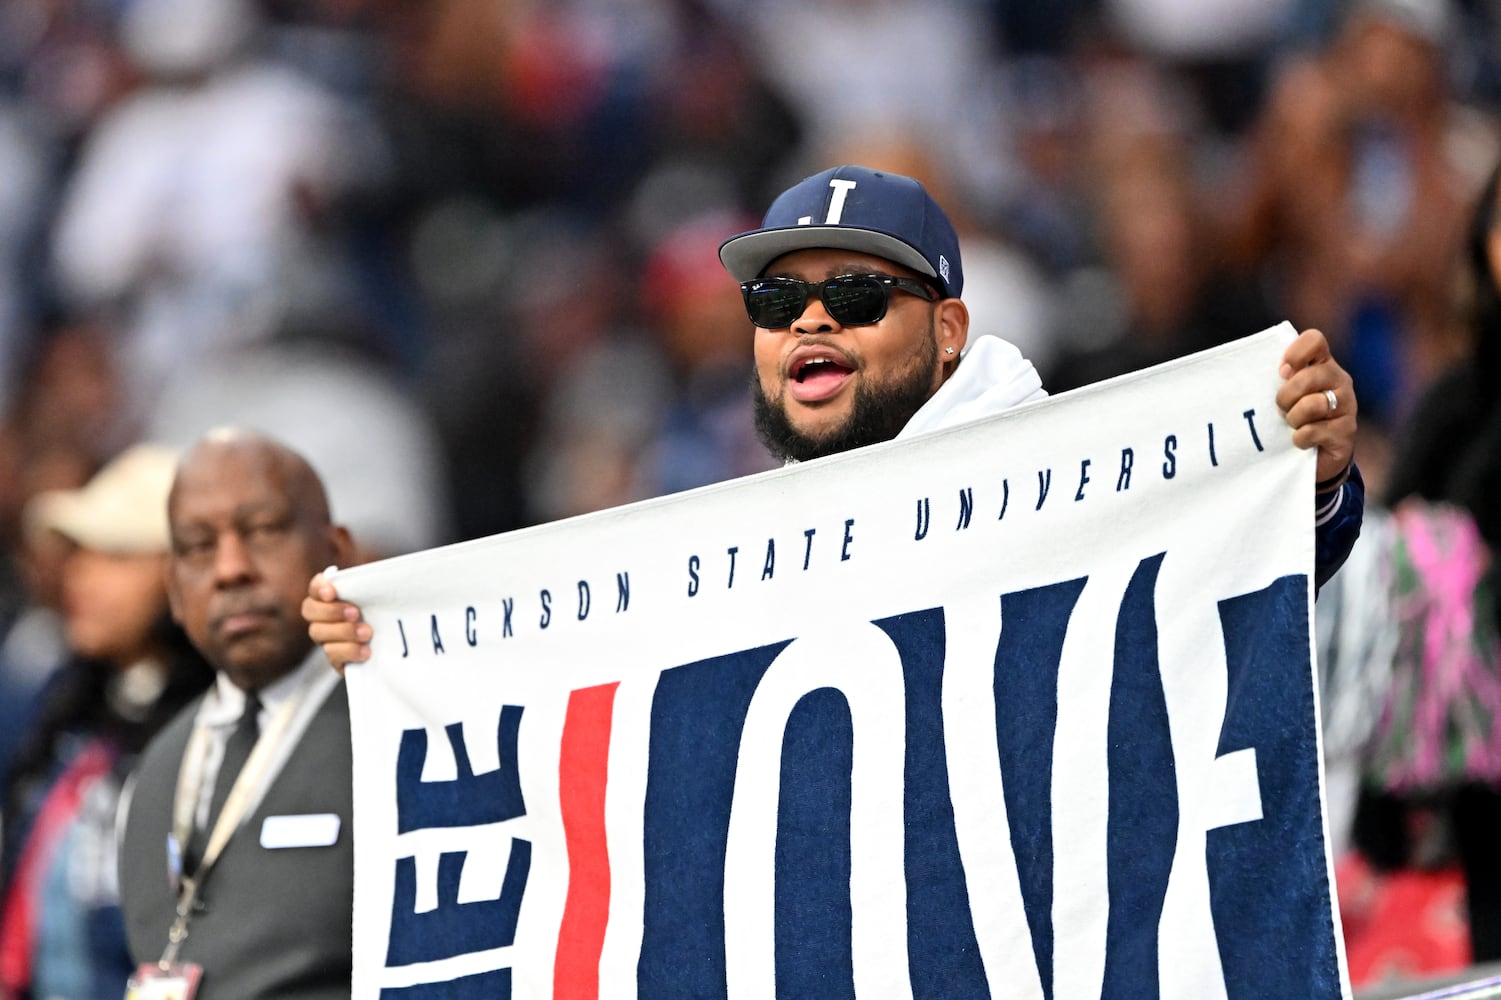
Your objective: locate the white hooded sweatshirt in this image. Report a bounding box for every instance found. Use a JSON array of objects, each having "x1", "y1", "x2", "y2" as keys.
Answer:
[{"x1": 896, "y1": 334, "x2": 1048, "y2": 440}]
